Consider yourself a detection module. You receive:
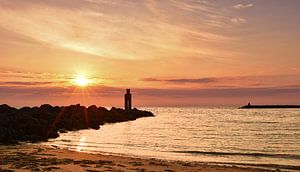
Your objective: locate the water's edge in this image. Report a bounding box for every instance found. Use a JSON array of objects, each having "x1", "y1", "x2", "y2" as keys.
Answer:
[{"x1": 41, "y1": 143, "x2": 300, "y2": 172}]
